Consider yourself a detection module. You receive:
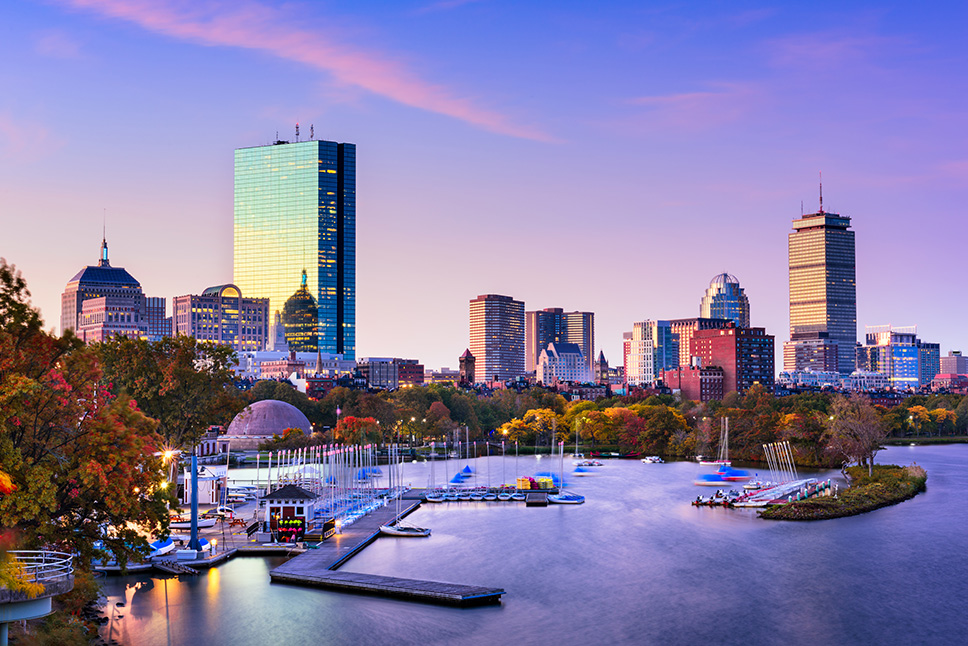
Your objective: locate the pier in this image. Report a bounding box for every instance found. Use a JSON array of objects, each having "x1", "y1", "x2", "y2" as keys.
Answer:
[{"x1": 270, "y1": 499, "x2": 505, "y2": 606}]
